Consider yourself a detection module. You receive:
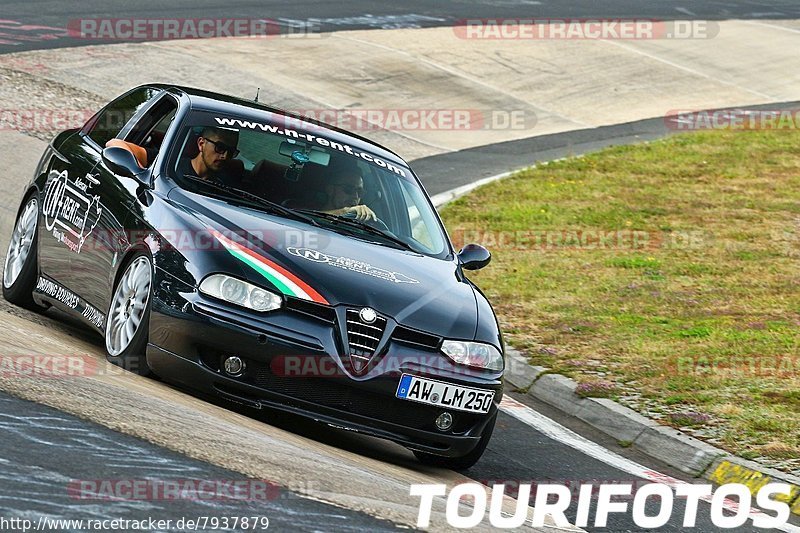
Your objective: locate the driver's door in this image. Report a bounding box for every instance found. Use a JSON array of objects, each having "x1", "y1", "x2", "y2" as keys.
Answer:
[{"x1": 50, "y1": 86, "x2": 162, "y2": 317}]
